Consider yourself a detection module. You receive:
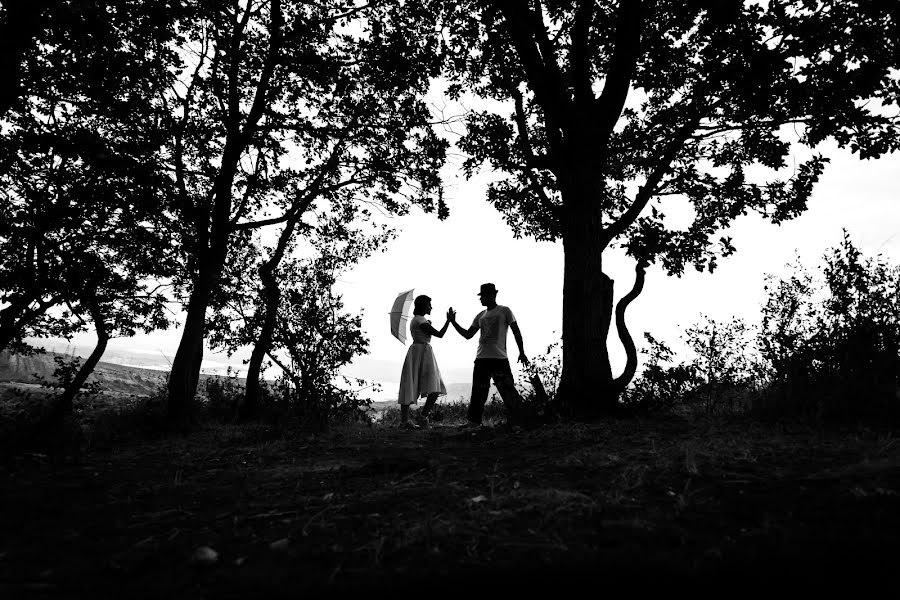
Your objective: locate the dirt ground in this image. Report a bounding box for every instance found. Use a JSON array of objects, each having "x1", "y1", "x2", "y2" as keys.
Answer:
[{"x1": 2, "y1": 414, "x2": 899, "y2": 598}]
